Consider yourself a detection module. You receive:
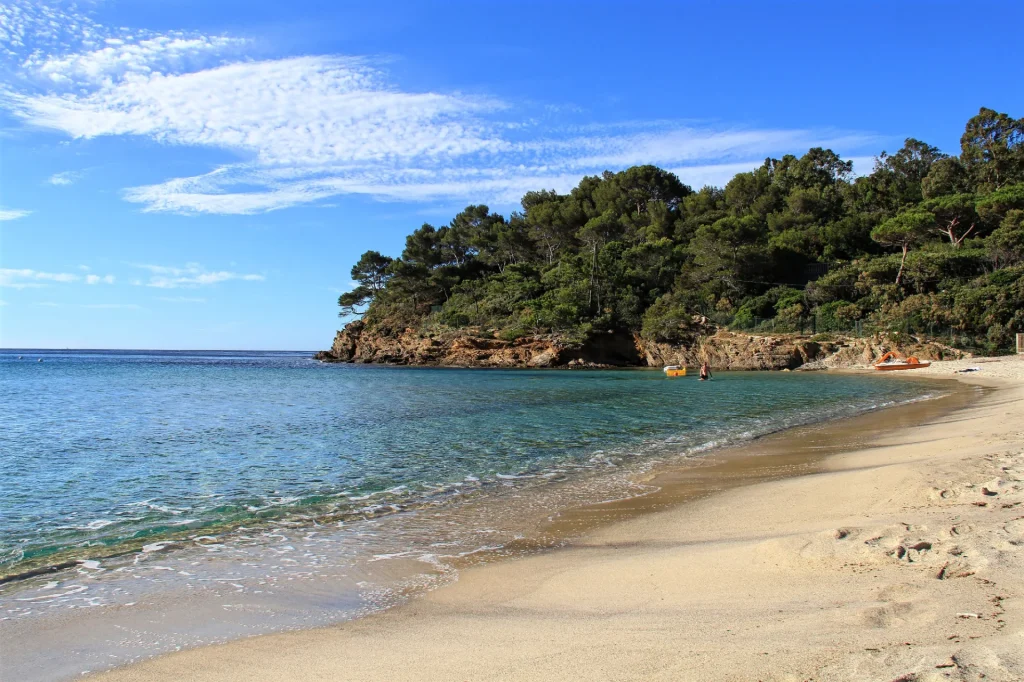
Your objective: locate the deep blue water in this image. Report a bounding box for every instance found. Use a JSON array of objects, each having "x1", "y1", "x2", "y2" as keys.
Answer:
[{"x1": 0, "y1": 349, "x2": 937, "y2": 573}]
